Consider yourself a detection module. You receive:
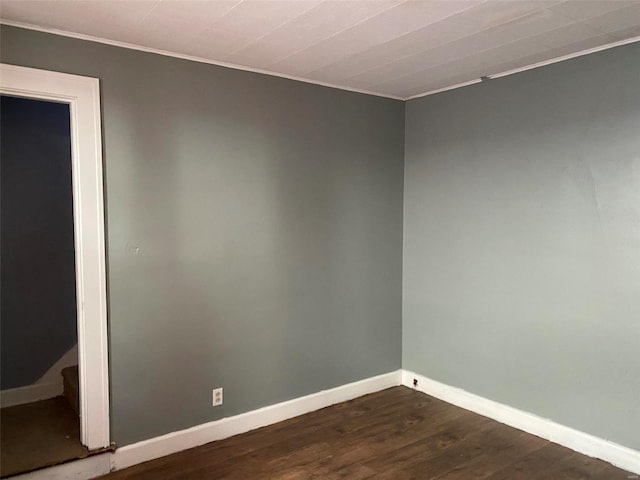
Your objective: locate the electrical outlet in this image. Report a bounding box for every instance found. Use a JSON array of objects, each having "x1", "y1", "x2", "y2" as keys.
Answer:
[{"x1": 212, "y1": 388, "x2": 223, "y2": 407}]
